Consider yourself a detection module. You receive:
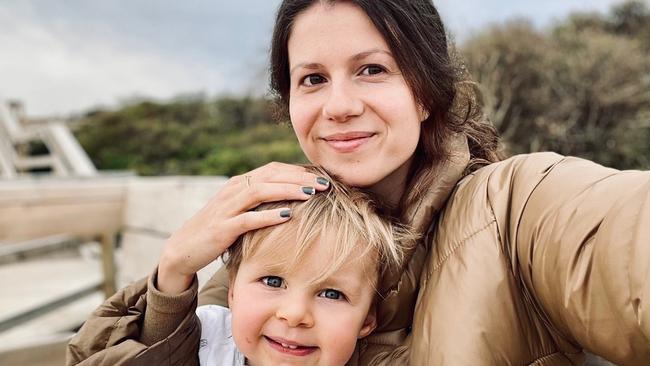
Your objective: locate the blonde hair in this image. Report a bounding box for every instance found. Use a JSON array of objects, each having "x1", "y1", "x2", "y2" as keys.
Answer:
[{"x1": 224, "y1": 166, "x2": 416, "y2": 287}]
